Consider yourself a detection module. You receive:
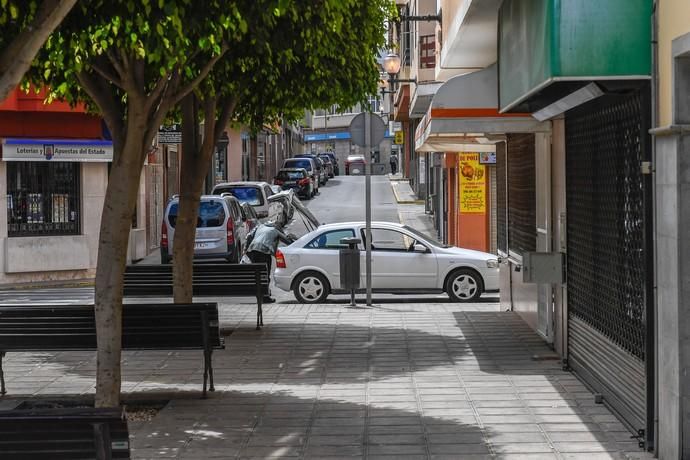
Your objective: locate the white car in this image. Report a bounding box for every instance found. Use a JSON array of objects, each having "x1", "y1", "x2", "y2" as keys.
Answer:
[{"x1": 274, "y1": 221, "x2": 499, "y2": 303}]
